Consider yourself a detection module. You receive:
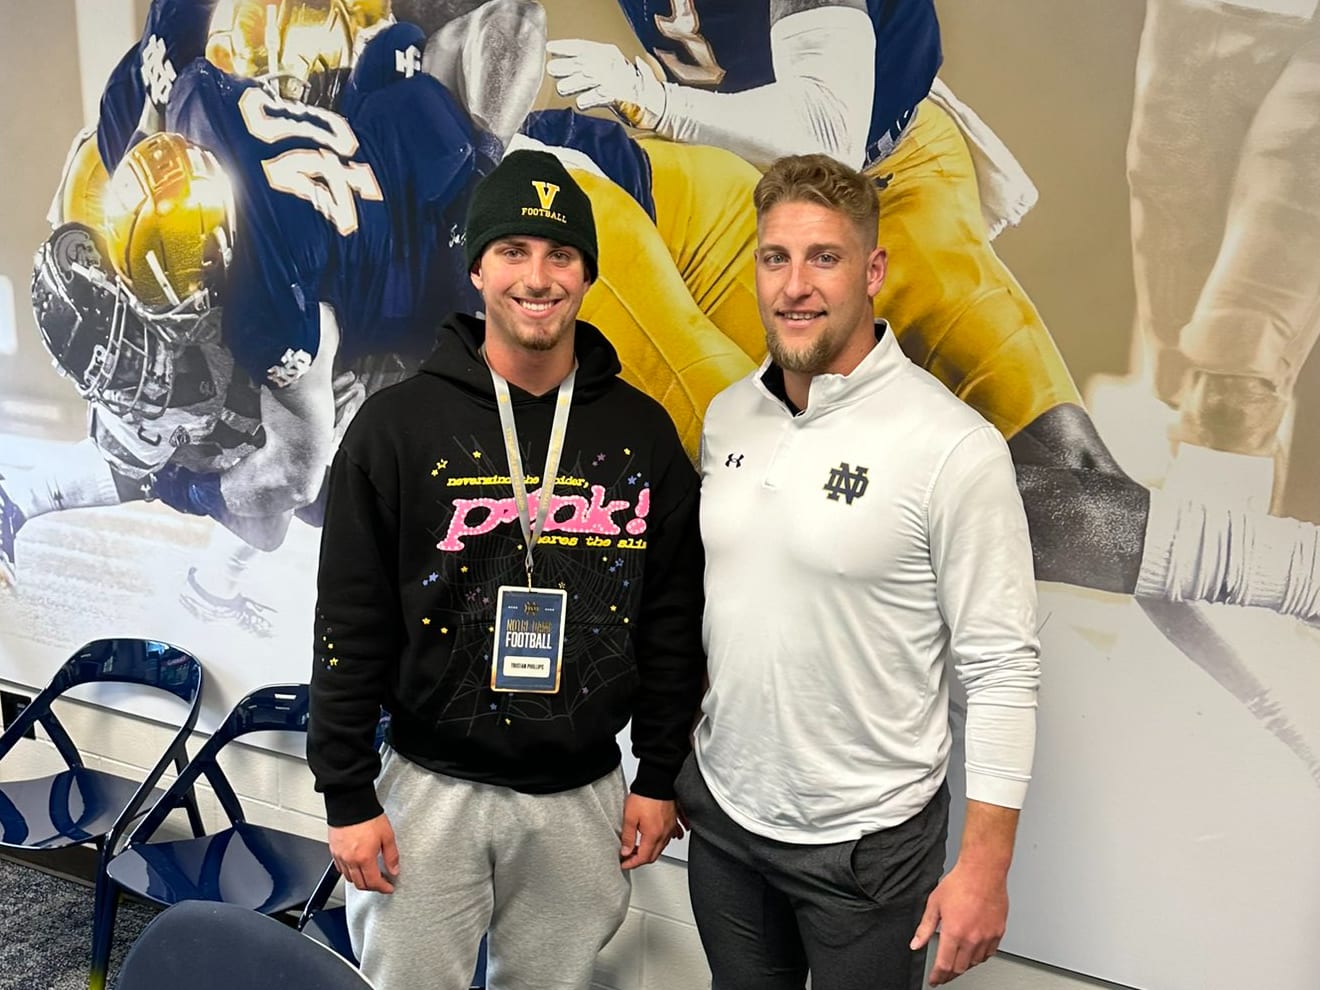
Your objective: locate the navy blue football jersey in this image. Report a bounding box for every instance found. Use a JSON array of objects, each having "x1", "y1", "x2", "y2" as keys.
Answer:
[
  {"x1": 615, "y1": 0, "x2": 941, "y2": 167},
  {"x1": 161, "y1": 56, "x2": 482, "y2": 387},
  {"x1": 339, "y1": 20, "x2": 428, "y2": 117},
  {"x1": 98, "y1": 0, "x2": 219, "y2": 169}
]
